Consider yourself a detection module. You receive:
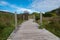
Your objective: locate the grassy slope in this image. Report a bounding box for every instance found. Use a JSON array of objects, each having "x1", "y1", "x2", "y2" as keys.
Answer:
[
  {"x1": 44, "y1": 8, "x2": 60, "y2": 37},
  {"x1": 36, "y1": 8, "x2": 60, "y2": 37},
  {"x1": 44, "y1": 17, "x2": 60, "y2": 37},
  {"x1": 0, "y1": 11, "x2": 23, "y2": 40}
]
